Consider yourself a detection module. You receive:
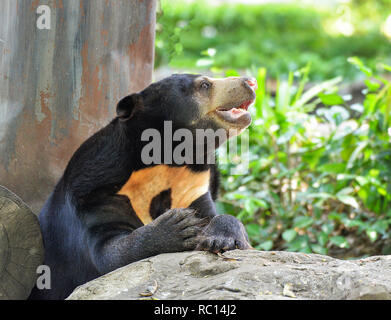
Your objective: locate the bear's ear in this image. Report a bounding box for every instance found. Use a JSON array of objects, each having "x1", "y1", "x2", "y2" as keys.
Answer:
[{"x1": 116, "y1": 93, "x2": 143, "y2": 121}]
